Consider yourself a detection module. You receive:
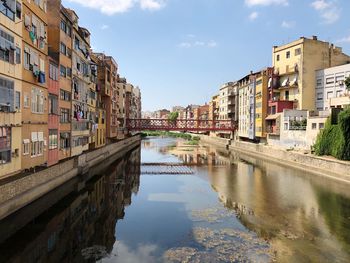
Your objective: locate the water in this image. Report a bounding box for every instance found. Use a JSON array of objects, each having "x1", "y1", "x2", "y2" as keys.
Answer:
[{"x1": 1, "y1": 137, "x2": 350, "y2": 262}]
